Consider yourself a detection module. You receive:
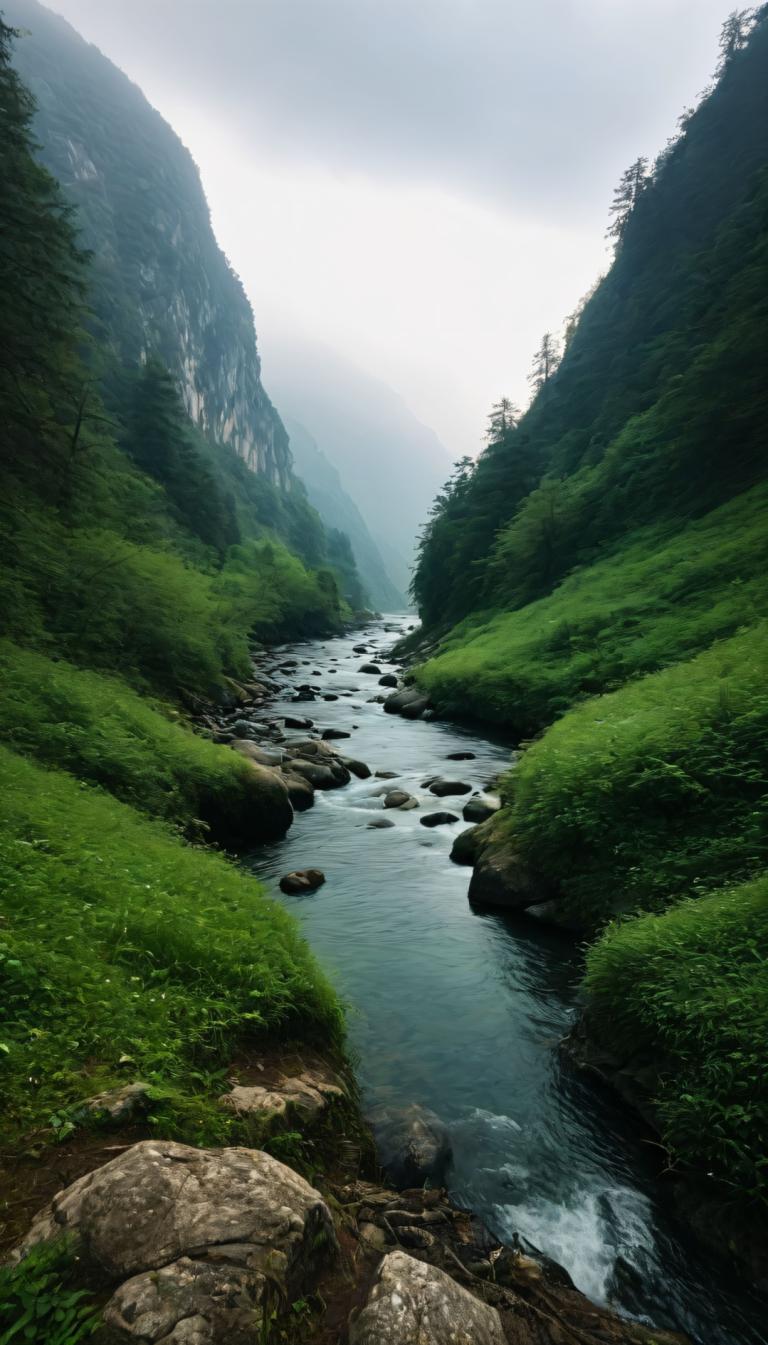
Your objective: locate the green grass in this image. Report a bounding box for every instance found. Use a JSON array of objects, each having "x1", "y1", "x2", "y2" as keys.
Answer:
[
  {"x1": 0, "y1": 744, "x2": 342, "y2": 1144},
  {"x1": 415, "y1": 485, "x2": 768, "y2": 733},
  {"x1": 497, "y1": 623, "x2": 768, "y2": 927},
  {"x1": 0, "y1": 640, "x2": 278, "y2": 846},
  {"x1": 585, "y1": 874, "x2": 768, "y2": 1199}
]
